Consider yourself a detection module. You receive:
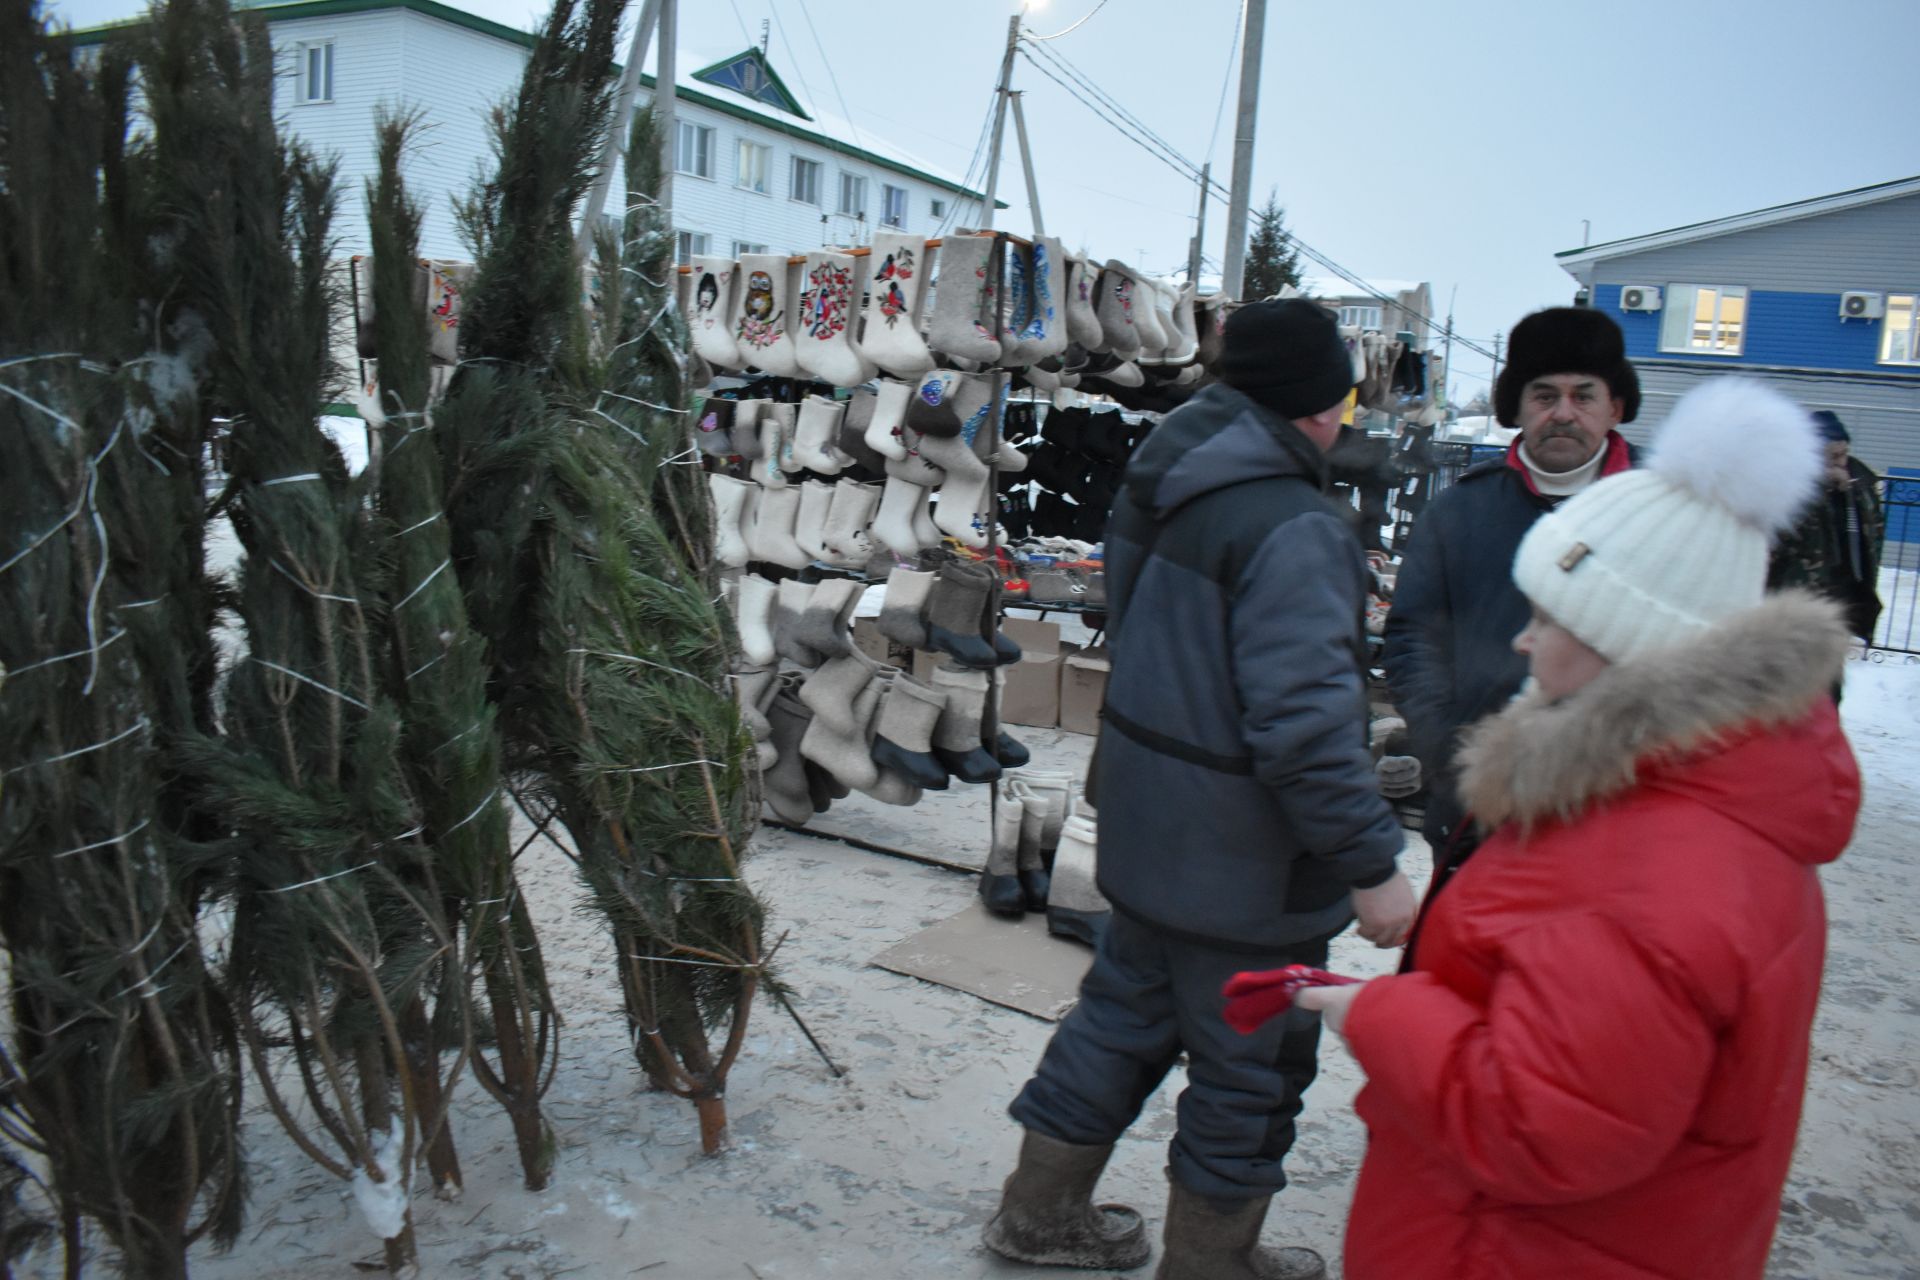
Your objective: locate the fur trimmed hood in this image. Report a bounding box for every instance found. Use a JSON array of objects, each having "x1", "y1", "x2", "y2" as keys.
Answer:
[{"x1": 1457, "y1": 591, "x2": 1852, "y2": 832}]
